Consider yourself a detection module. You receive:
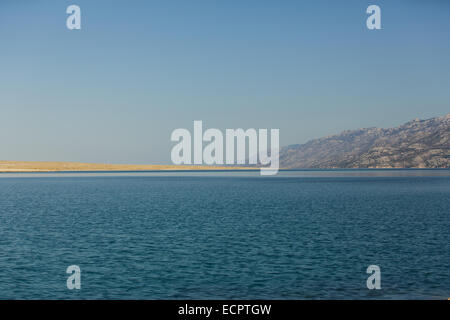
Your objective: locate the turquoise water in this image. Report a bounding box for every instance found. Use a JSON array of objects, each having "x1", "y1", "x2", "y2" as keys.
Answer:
[{"x1": 0, "y1": 170, "x2": 449, "y2": 299}]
